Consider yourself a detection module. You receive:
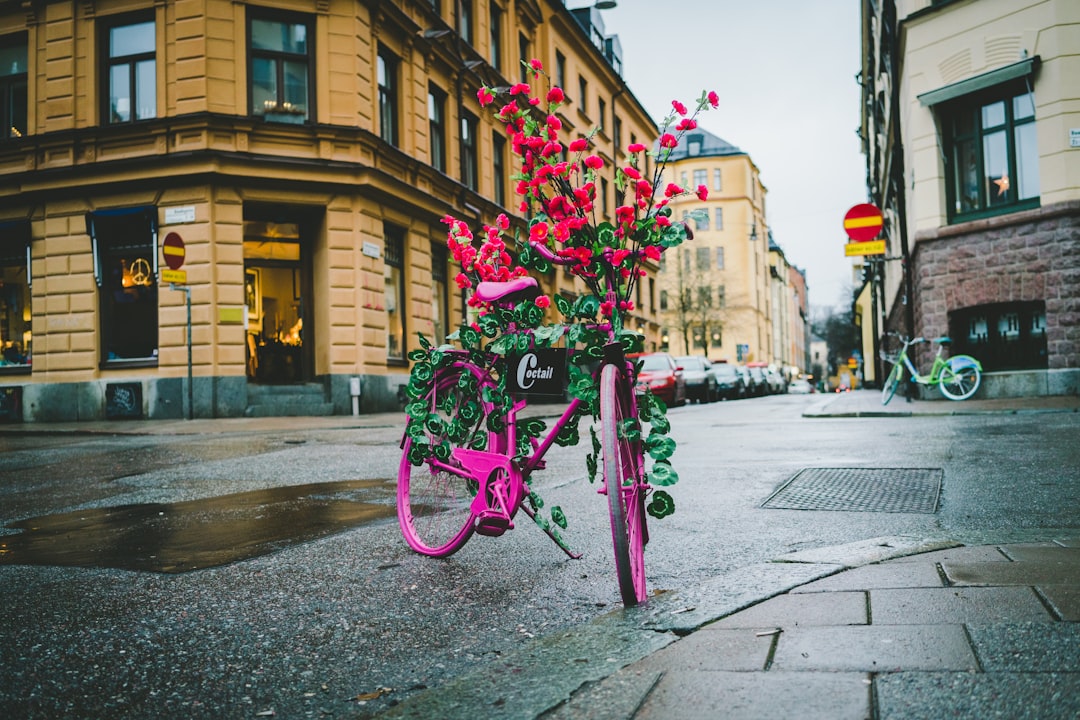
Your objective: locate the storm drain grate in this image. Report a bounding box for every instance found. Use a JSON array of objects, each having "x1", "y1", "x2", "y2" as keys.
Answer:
[{"x1": 762, "y1": 467, "x2": 943, "y2": 514}]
